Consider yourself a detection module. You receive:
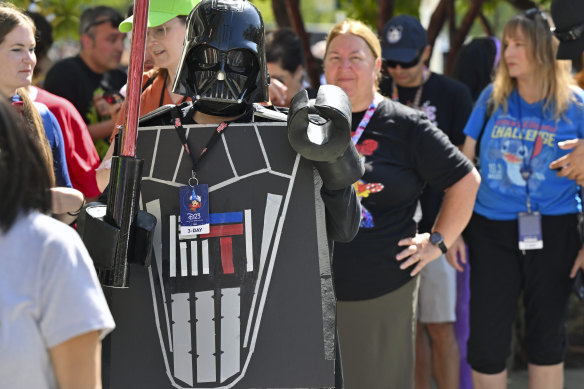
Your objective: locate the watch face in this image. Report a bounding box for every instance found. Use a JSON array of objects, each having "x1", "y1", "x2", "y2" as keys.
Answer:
[
  {"x1": 430, "y1": 232, "x2": 447, "y2": 253},
  {"x1": 430, "y1": 232, "x2": 442, "y2": 245}
]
